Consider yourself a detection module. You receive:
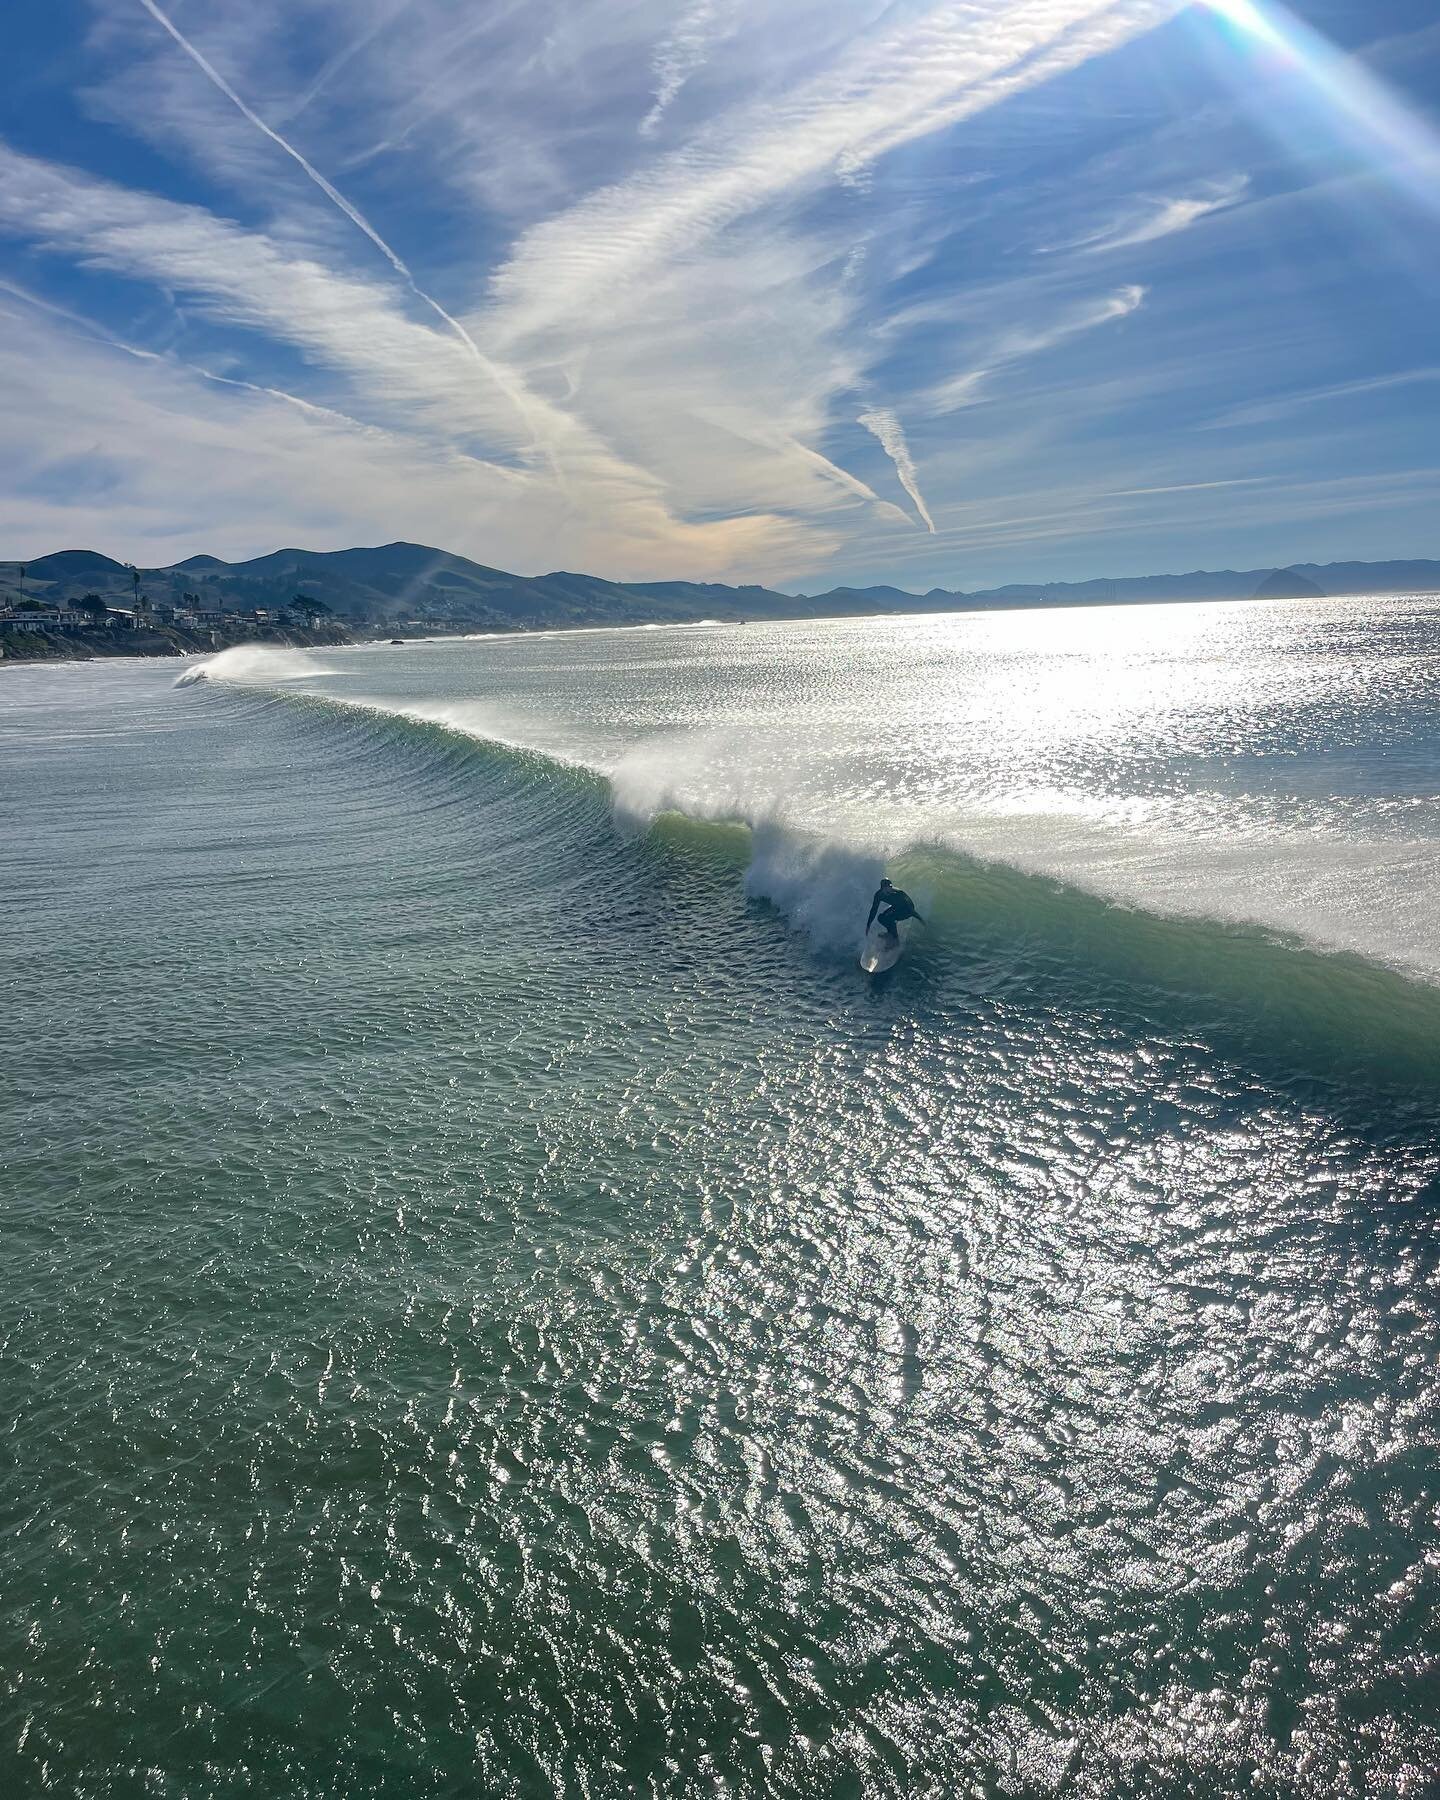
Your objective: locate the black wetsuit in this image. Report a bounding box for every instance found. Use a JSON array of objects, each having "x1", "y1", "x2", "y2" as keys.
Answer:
[{"x1": 866, "y1": 885, "x2": 918, "y2": 941}]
